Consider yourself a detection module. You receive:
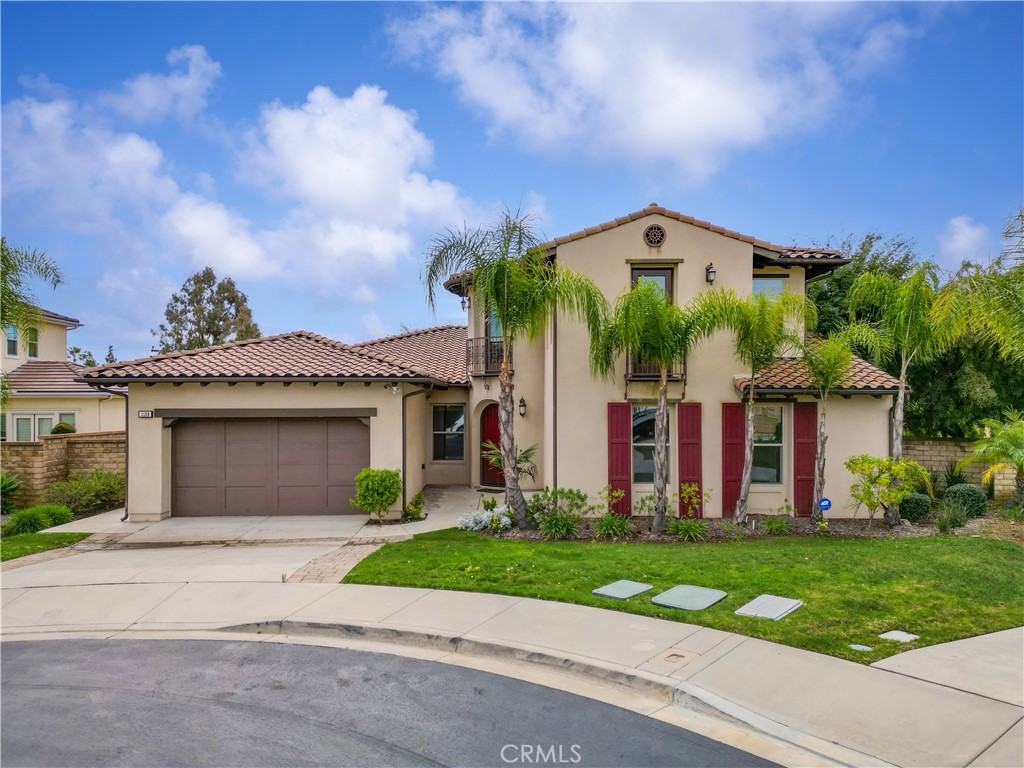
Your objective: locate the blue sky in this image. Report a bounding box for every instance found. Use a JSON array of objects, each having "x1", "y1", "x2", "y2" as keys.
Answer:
[{"x1": 2, "y1": 2, "x2": 1021, "y2": 361}]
